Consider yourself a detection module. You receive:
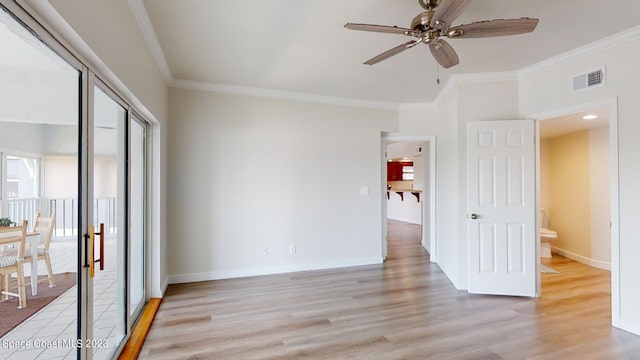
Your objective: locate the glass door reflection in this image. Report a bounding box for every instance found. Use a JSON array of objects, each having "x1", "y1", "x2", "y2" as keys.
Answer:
[
  {"x1": 91, "y1": 85, "x2": 126, "y2": 360},
  {"x1": 129, "y1": 117, "x2": 146, "y2": 318},
  {"x1": 0, "y1": 5, "x2": 80, "y2": 360}
]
